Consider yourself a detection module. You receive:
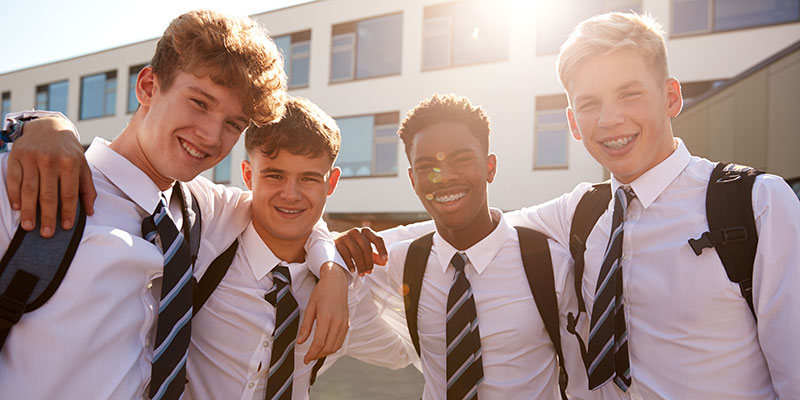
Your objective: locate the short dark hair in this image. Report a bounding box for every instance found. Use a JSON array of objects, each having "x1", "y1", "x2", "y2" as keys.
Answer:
[
  {"x1": 244, "y1": 97, "x2": 340, "y2": 161},
  {"x1": 397, "y1": 93, "x2": 491, "y2": 160}
]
